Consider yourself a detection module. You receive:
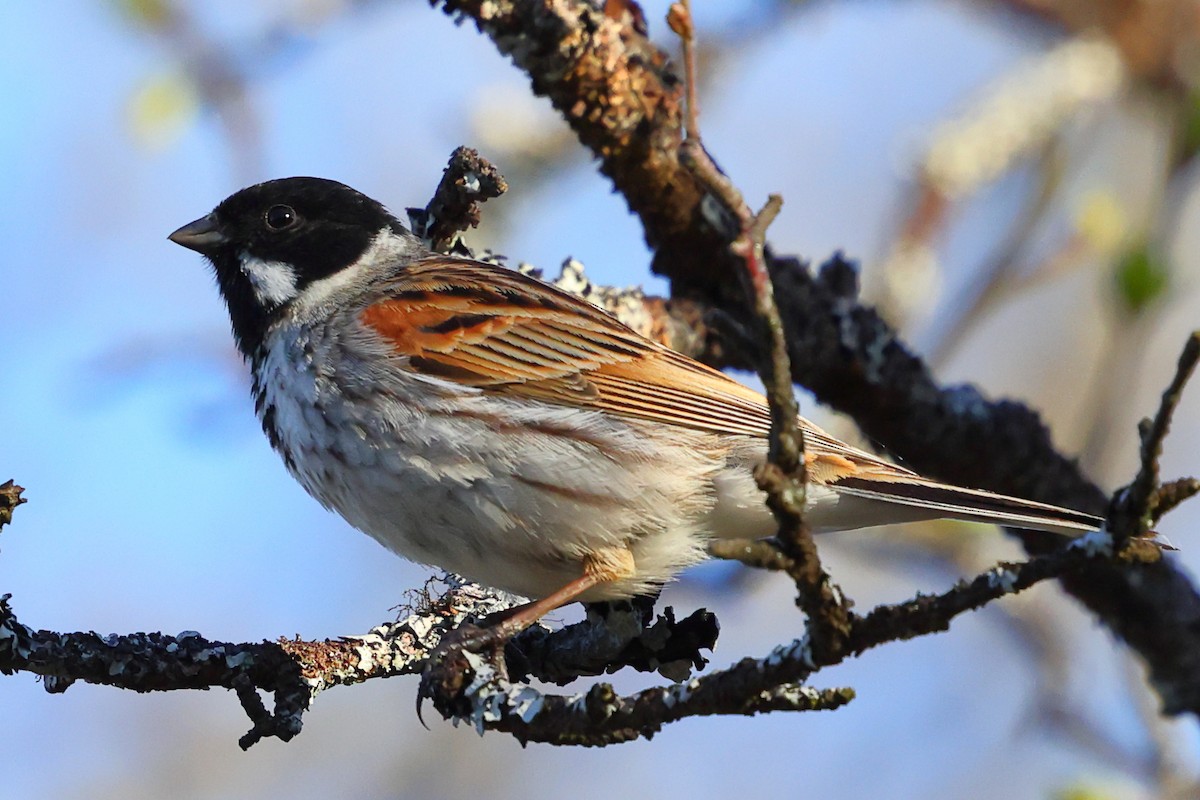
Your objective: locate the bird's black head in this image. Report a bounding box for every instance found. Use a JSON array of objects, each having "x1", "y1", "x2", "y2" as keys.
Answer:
[{"x1": 169, "y1": 177, "x2": 412, "y2": 357}]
